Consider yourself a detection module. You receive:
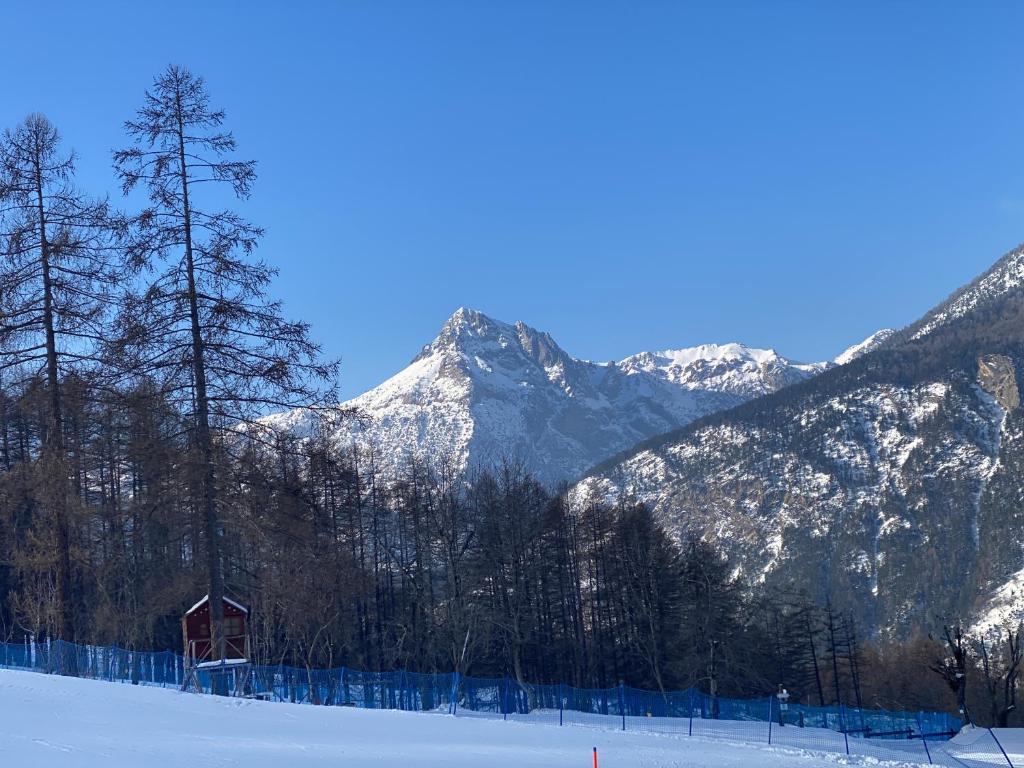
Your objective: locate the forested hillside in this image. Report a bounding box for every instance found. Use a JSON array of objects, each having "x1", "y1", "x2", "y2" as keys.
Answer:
[{"x1": 579, "y1": 245, "x2": 1024, "y2": 647}]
